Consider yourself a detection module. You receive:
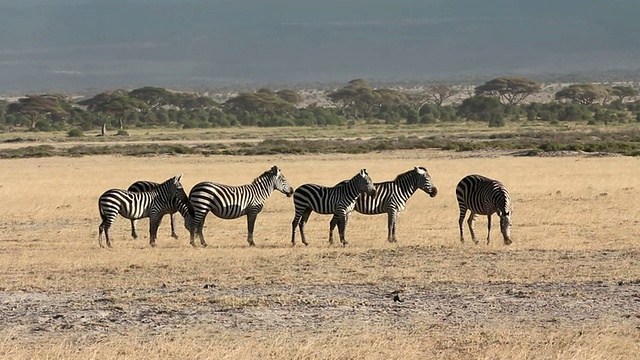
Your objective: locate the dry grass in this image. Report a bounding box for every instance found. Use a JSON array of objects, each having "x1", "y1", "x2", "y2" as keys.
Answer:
[{"x1": 0, "y1": 150, "x2": 639, "y2": 359}]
